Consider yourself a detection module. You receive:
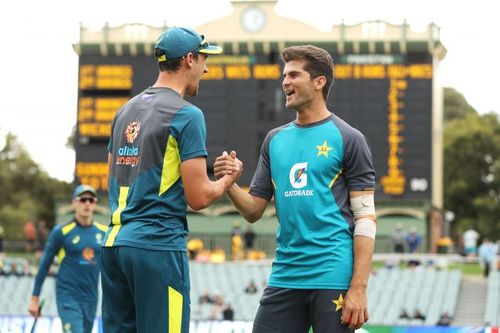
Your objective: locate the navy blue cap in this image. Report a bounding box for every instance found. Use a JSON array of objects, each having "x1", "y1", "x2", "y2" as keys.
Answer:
[{"x1": 155, "y1": 26, "x2": 222, "y2": 61}]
